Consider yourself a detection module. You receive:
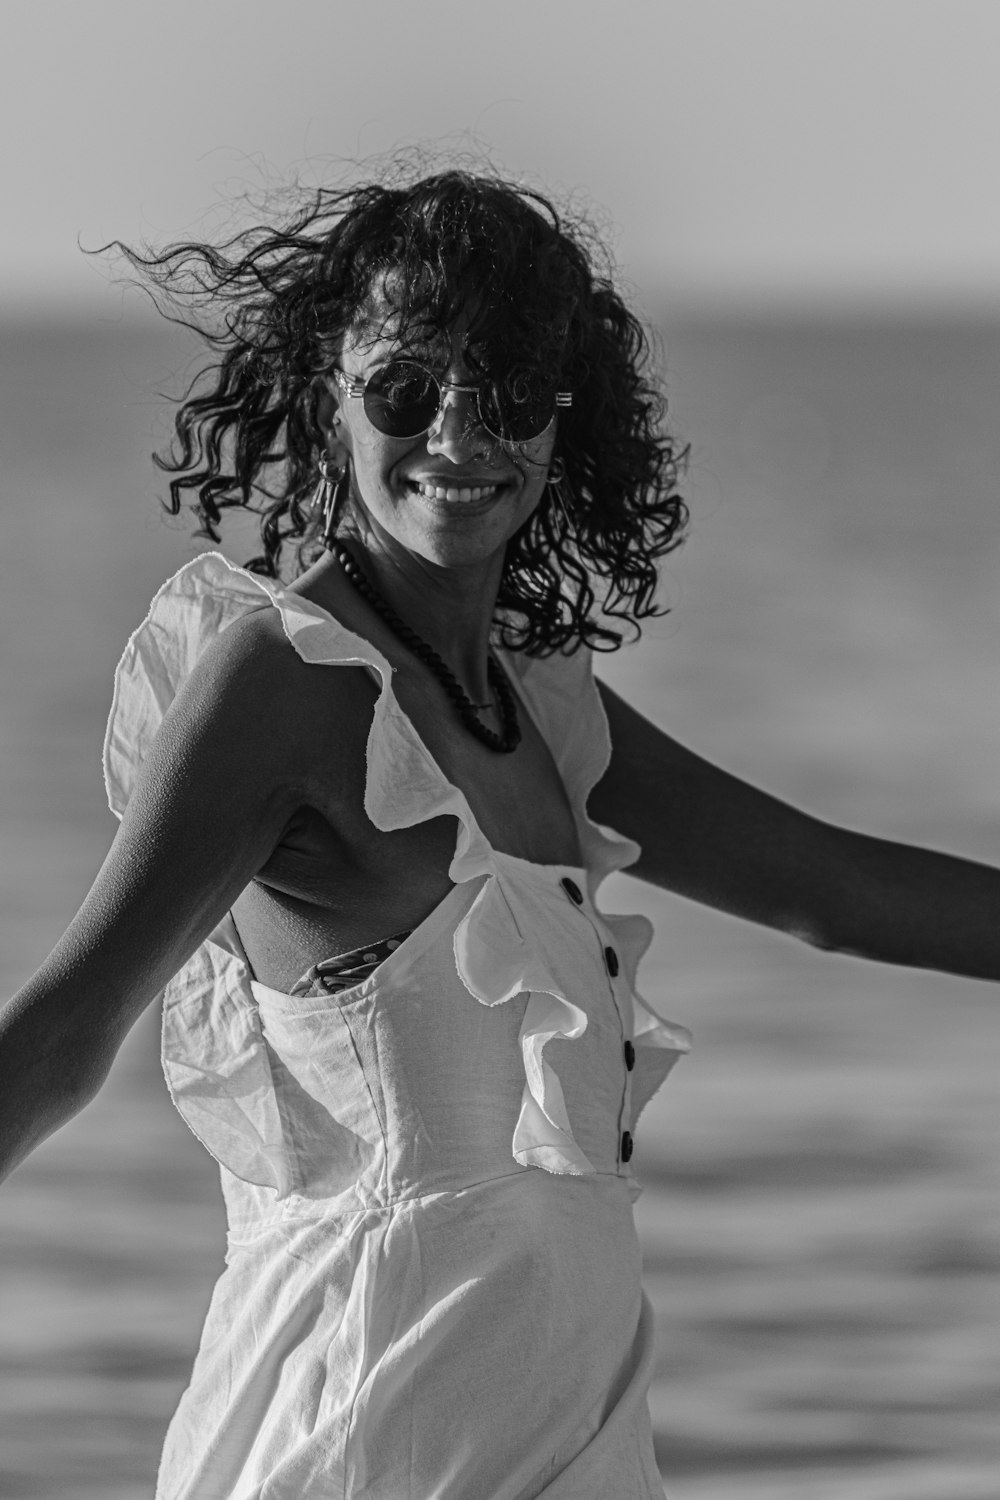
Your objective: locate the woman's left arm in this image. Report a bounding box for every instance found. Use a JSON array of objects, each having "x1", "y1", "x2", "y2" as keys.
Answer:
[{"x1": 589, "y1": 681, "x2": 1000, "y2": 983}]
